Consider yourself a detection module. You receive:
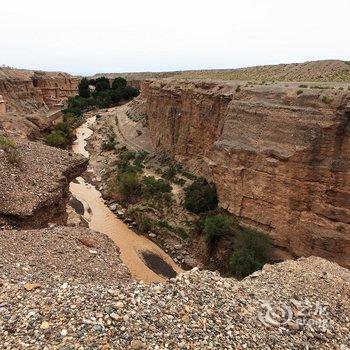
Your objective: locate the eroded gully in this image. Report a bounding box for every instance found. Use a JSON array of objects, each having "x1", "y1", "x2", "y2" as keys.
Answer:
[{"x1": 69, "y1": 116, "x2": 182, "y2": 283}]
